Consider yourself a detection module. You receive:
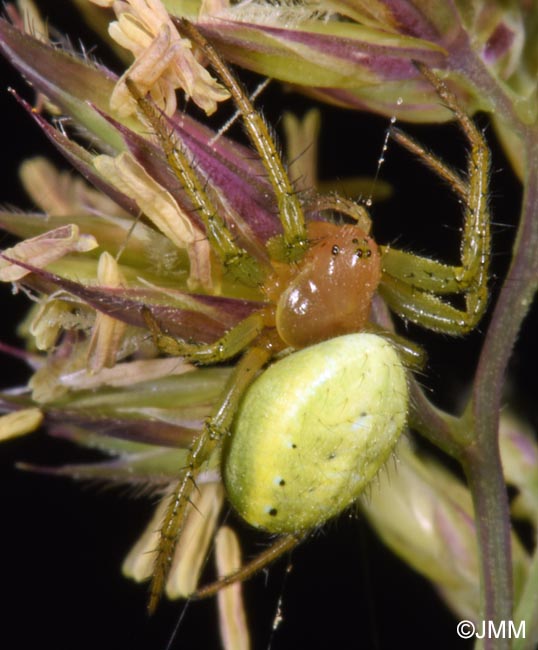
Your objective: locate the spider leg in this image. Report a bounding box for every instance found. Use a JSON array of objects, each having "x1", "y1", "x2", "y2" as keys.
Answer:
[
  {"x1": 143, "y1": 307, "x2": 267, "y2": 364},
  {"x1": 176, "y1": 19, "x2": 309, "y2": 264},
  {"x1": 379, "y1": 66, "x2": 490, "y2": 334},
  {"x1": 379, "y1": 274, "x2": 485, "y2": 334},
  {"x1": 365, "y1": 323, "x2": 427, "y2": 369},
  {"x1": 390, "y1": 128, "x2": 467, "y2": 200},
  {"x1": 307, "y1": 194, "x2": 372, "y2": 233},
  {"x1": 148, "y1": 339, "x2": 274, "y2": 613},
  {"x1": 193, "y1": 533, "x2": 302, "y2": 600},
  {"x1": 127, "y1": 79, "x2": 265, "y2": 287},
  {"x1": 380, "y1": 248, "x2": 476, "y2": 294}
]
